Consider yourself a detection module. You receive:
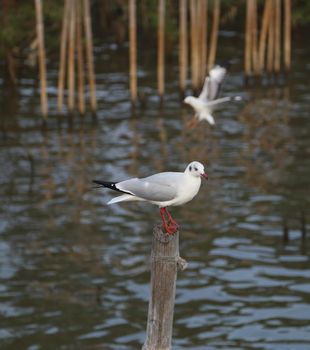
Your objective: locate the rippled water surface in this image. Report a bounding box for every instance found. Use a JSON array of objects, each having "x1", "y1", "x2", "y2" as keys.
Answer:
[{"x1": 0, "y1": 33, "x2": 309, "y2": 350}]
